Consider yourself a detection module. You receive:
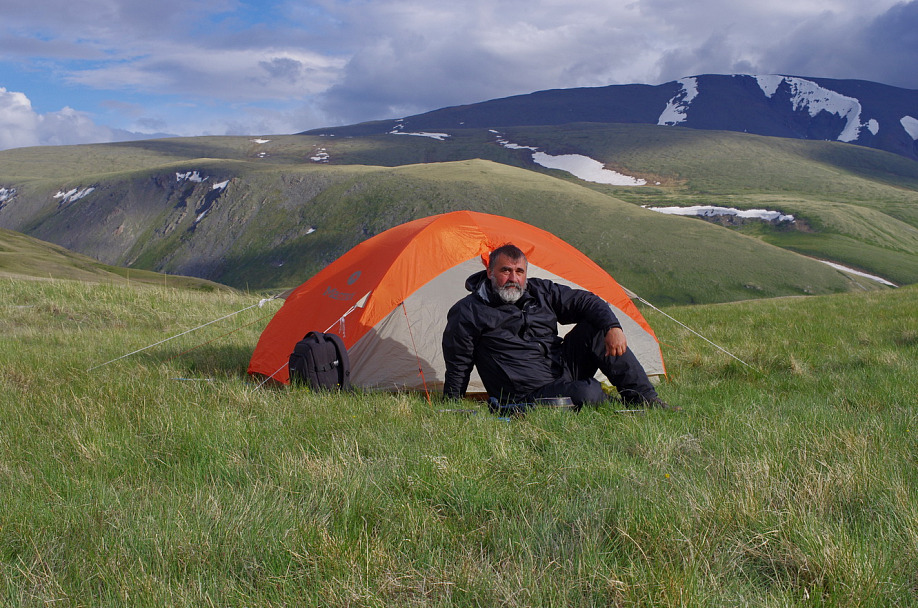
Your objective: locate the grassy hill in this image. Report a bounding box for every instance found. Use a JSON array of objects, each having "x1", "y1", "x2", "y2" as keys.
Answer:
[
  {"x1": 0, "y1": 227, "x2": 230, "y2": 291},
  {"x1": 2, "y1": 275, "x2": 916, "y2": 605},
  {"x1": 1, "y1": 124, "x2": 916, "y2": 303}
]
